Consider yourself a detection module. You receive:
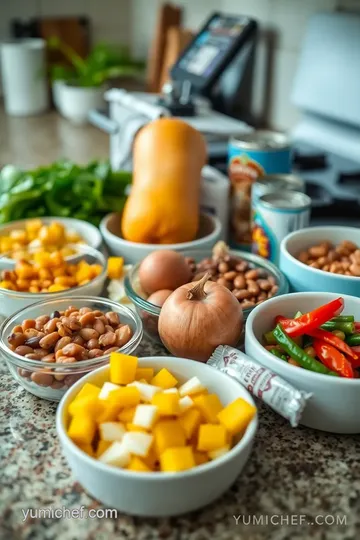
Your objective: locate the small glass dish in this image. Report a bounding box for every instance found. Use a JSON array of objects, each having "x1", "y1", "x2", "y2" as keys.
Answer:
[
  {"x1": 0, "y1": 296, "x2": 143, "y2": 401},
  {"x1": 124, "y1": 249, "x2": 289, "y2": 344},
  {"x1": 0, "y1": 243, "x2": 107, "y2": 318}
]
